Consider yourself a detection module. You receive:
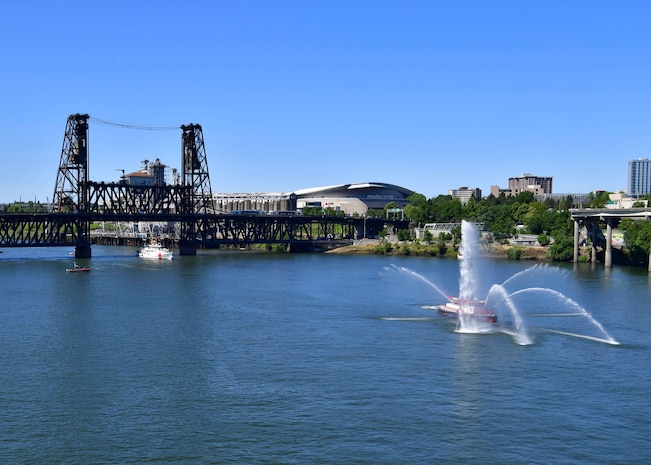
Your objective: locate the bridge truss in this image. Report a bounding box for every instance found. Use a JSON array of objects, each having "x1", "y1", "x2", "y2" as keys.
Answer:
[
  {"x1": 1, "y1": 113, "x2": 411, "y2": 255},
  {"x1": 0, "y1": 213, "x2": 84, "y2": 247},
  {"x1": 47, "y1": 114, "x2": 219, "y2": 256},
  {"x1": 0, "y1": 212, "x2": 407, "y2": 251}
]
